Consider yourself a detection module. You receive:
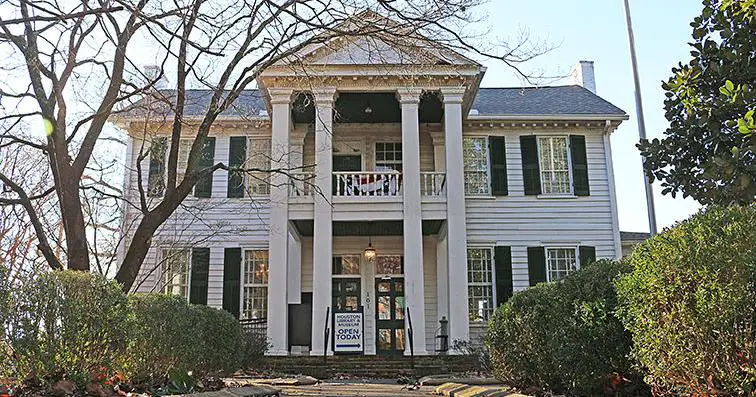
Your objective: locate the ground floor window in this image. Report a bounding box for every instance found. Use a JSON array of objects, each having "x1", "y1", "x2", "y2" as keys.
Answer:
[
  {"x1": 242, "y1": 249, "x2": 269, "y2": 319},
  {"x1": 467, "y1": 248, "x2": 494, "y2": 322},
  {"x1": 162, "y1": 248, "x2": 190, "y2": 298},
  {"x1": 546, "y1": 248, "x2": 578, "y2": 282}
]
